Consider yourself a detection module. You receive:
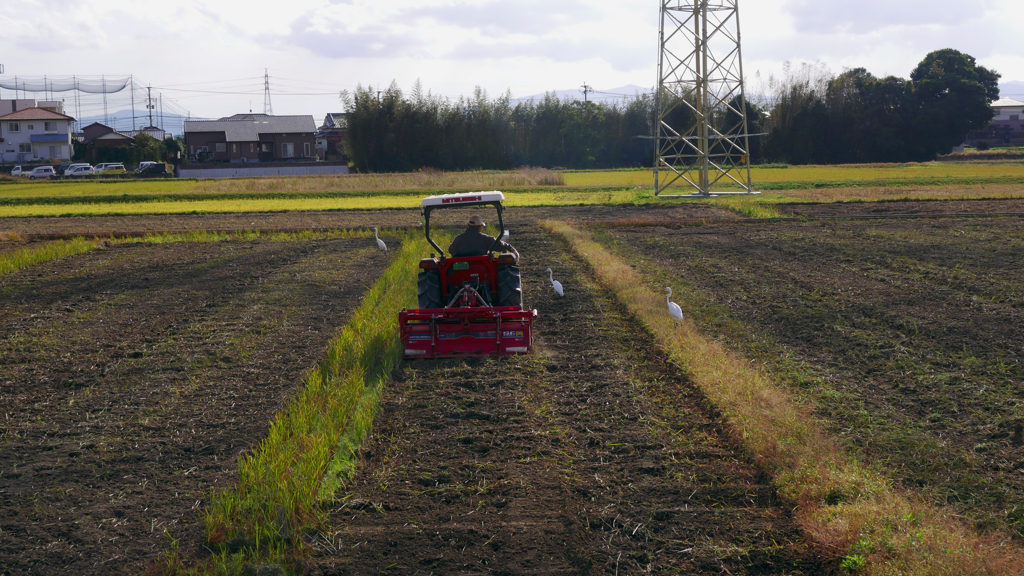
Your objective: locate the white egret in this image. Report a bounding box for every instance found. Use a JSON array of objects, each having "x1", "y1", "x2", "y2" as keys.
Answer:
[
  {"x1": 546, "y1": 268, "x2": 564, "y2": 297},
  {"x1": 374, "y1": 227, "x2": 387, "y2": 252},
  {"x1": 665, "y1": 287, "x2": 683, "y2": 322}
]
